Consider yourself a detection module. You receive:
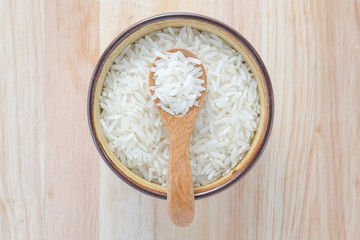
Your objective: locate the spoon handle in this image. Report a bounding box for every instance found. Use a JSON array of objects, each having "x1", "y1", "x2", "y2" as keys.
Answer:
[{"x1": 167, "y1": 124, "x2": 195, "y2": 227}]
